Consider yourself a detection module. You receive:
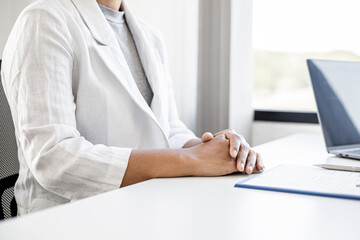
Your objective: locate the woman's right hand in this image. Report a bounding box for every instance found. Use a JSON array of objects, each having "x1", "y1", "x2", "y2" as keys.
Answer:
[{"x1": 185, "y1": 135, "x2": 239, "y2": 177}]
